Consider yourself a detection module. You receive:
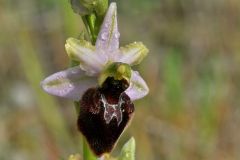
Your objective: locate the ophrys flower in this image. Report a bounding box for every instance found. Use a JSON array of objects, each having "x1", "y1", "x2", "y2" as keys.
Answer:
[{"x1": 41, "y1": 2, "x2": 149, "y2": 156}]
